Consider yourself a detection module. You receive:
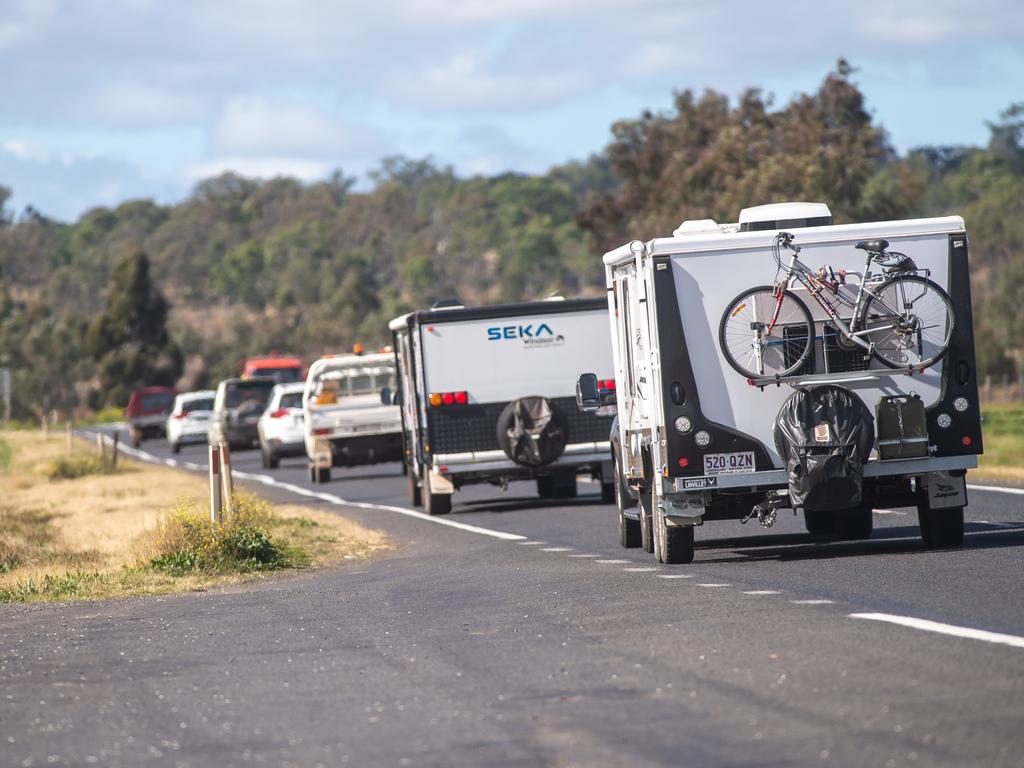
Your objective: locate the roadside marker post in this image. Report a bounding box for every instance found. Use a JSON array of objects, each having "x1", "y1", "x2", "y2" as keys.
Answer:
[
  {"x1": 111, "y1": 432, "x2": 119, "y2": 469},
  {"x1": 95, "y1": 431, "x2": 105, "y2": 462},
  {"x1": 219, "y1": 442, "x2": 234, "y2": 520},
  {"x1": 209, "y1": 444, "x2": 223, "y2": 523}
]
